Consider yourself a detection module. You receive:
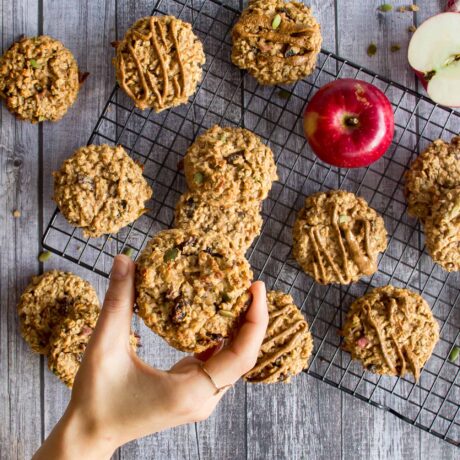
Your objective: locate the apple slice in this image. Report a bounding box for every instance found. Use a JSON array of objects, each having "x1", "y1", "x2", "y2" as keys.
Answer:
[{"x1": 408, "y1": 13, "x2": 460, "y2": 107}]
